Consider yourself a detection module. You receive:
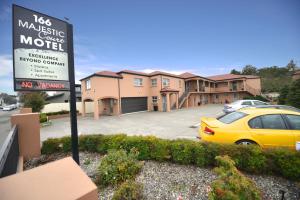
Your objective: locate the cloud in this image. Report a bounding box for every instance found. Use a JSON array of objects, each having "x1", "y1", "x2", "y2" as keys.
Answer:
[{"x1": 0, "y1": 54, "x2": 13, "y2": 77}]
